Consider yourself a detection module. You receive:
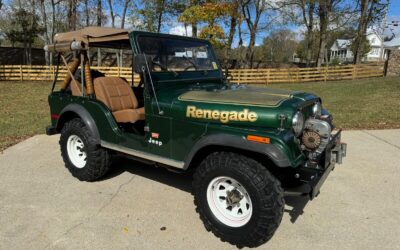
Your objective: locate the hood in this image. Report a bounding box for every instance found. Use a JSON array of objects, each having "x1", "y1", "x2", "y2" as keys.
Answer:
[
  {"x1": 178, "y1": 85, "x2": 306, "y2": 107},
  {"x1": 167, "y1": 84, "x2": 319, "y2": 129}
]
